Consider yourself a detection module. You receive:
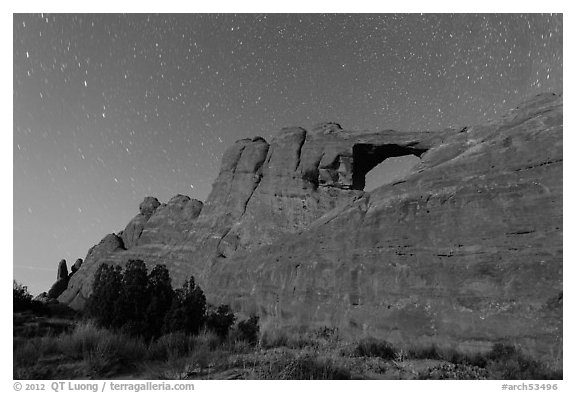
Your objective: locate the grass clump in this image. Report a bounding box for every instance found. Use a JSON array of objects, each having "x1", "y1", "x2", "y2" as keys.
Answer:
[
  {"x1": 147, "y1": 332, "x2": 196, "y2": 361},
  {"x1": 354, "y1": 338, "x2": 397, "y2": 360},
  {"x1": 260, "y1": 353, "x2": 351, "y2": 380}
]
